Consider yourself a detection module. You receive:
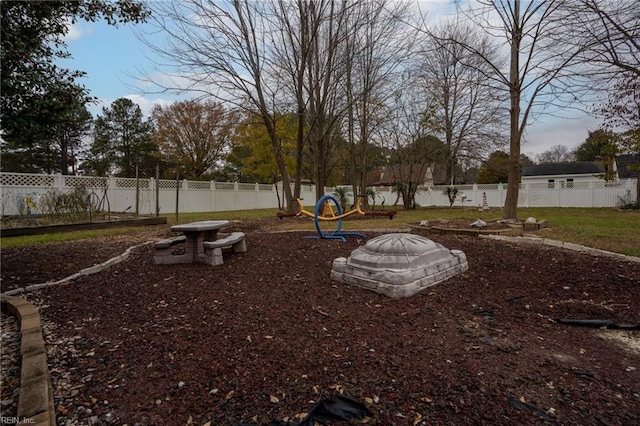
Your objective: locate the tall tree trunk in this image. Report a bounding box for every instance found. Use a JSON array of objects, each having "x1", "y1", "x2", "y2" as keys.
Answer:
[
  {"x1": 503, "y1": 0, "x2": 522, "y2": 221},
  {"x1": 264, "y1": 116, "x2": 294, "y2": 212}
]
